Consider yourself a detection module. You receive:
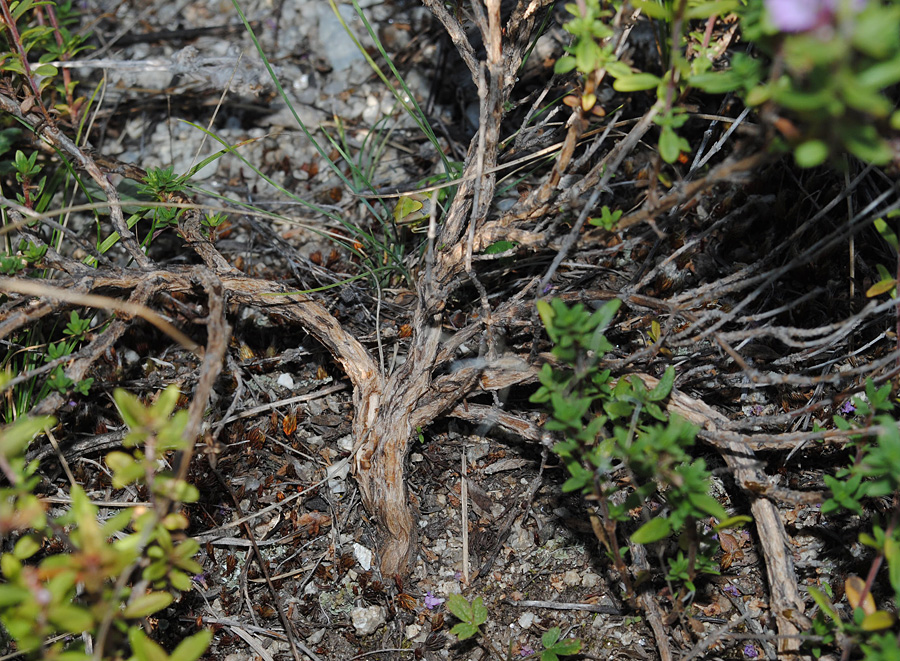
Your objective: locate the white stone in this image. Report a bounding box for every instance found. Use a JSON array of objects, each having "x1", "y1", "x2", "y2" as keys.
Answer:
[
  {"x1": 507, "y1": 521, "x2": 533, "y2": 552},
  {"x1": 353, "y1": 543, "x2": 373, "y2": 571},
  {"x1": 563, "y1": 570, "x2": 581, "y2": 587},
  {"x1": 517, "y1": 612, "x2": 535, "y2": 629},
  {"x1": 405, "y1": 623, "x2": 422, "y2": 640},
  {"x1": 315, "y1": 3, "x2": 367, "y2": 74},
  {"x1": 306, "y1": 628, "x2": 326, "y2": 645},
  {"x1": 581, "y1": 572, "x2": 601, "y2": 588},
  {"x1": 276, "y1": 373, "x2": 294, "y2": 389},
  {"x1": 436, "y1": 580, "x2": 461, "y2": 597},
  {"x1": 351, "y1": 605, "x2": 386, "y2": 636}
]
